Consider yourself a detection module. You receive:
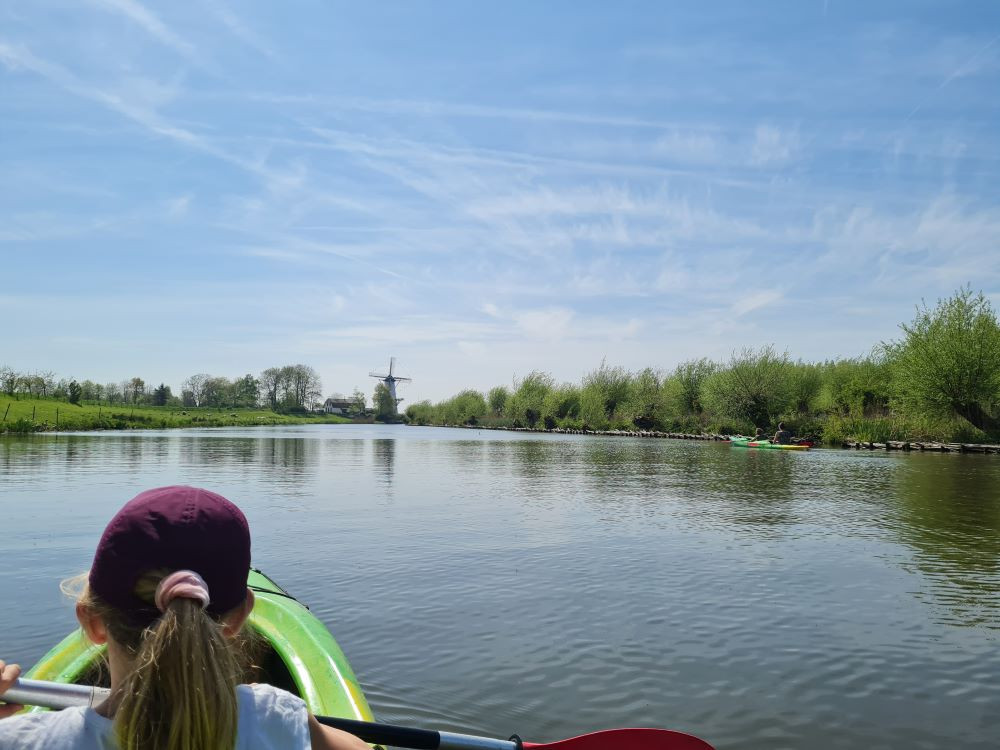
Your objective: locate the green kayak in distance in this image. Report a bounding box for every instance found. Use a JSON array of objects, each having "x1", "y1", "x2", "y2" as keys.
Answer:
[
  {"x1": 21, "y1": 568, "x2": 377, "y2": 727},
  {"x1": 729, "y1": 438, "x2": 810, "y2": 451}
]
